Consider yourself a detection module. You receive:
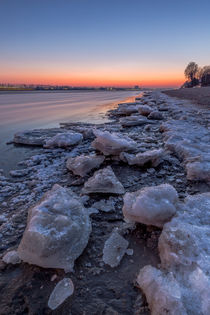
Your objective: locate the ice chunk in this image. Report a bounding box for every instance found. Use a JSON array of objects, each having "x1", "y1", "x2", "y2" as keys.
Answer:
[
  {"x1": 13, "y1": 128, "x2": 62, "y2": 146},
  {"x1": 92, "y1": 129, "x2": 136, "y2": 155},
  {"x1": 18, "y1": 184, "x2": 91, "y2": 271},
  {"x1": 120, "y1": 149, "x2": 164, "y2": 167},
  {"x1": 3, "y1": 250, "x2": 21, "y2": 265},
  {"x1": 126, "y1": 248, "x2": 134, "y2": 256},
  {"x1": 122, "y1": 184, "x2": 178, "y2": 227},
  {"x1": 189, "y1": 267, "x2": 210, "y2": 315},
  {"x1": 148, "y1": 111, "x2": 163, "y2": 120},
  {"x1": 48, "y1": 278, "x2": 74, "y2": 310},
  {"x1": 59, "y1": 123, "x2": 94, "y2": 139},
  {"x1": 161, "y1": 120, "x2": 210, "y2": 183},
  {"x1": 82, "y1": 166, "x2": 125, "y2": 195},
  {"x1": 44, "y1": 132, "x2": 83, "y2": 148},
  {"x1": 66, "y1": 154, "x2": 104, "y2": 177},
  {"x1": 159, "y1": 193, "x2": 210, "y2": 271},
  {"x1": 10, "y1": 169, "x2": 30, "y2": 177},
  {"x1": 138, "y1": 192, "x2": 210, "y2": 315},
  {"x1": 137, "y1": 265, "x2": 187, "y2": 315},
  {"x1": 115, "y1": 104, "x2": 138, "y2": 116},
  {"x1": 102, "y1": 231, "x2": 128, "y2": 267},
  {"x1": 92, "y1": 197, "x2": 116, "y2": 212},
  {"x1": 120, "y1": 115, "x2": 152, "y2": 127},
  {"x1": 137, "y1": 105, "x2": 153, "y2": 116},
  {"x1": 186, "y1": 158, "x2": 210, "y2": 183}
]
